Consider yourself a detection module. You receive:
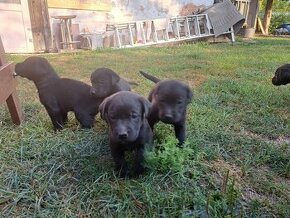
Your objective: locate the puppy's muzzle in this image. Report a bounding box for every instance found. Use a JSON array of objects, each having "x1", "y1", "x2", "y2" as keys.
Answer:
[
  {"x1": 116, "y1": 126, "x2": 130, "y2": 140},
  {"x1": 272, "y1": 76, "x2": 279, "y2": 85},
  {"x1": 161, "y1": 113, "x2": 175, "y2": 123},
  {"x1": 165, "y1": 114, "x2": 173, "y2": 120},
  {"x1": 90, "y1": 87, "x2": 97, "y2": 96},
  {"x1": 118, "y1": 132, "x2": 128, "y2": 140},
  {"x1": 272, "y1": 72, "x2": 287, "y2": 85}
]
